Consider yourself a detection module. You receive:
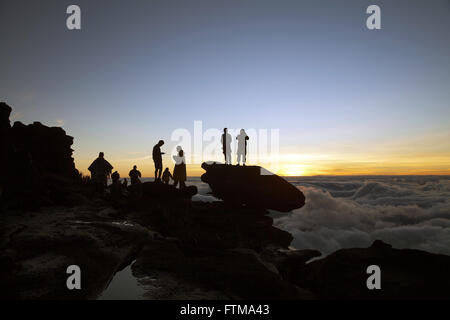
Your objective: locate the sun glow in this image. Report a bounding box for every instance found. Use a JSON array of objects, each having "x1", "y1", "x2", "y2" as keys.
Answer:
[{"x1": 278, "y1": 164, "x2": 311, "y2": 177}]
